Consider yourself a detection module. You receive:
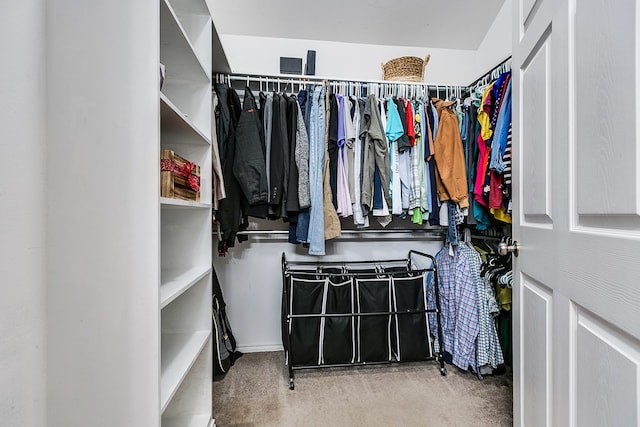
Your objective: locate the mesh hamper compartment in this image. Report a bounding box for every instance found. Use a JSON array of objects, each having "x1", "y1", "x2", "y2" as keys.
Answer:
[
  {"x1": 289, "y1": 277, "x2": 325, "y2": 366},
  {"x1": 392, "y1": 274, "x2": 432, "y2": 361},
  {"x1": 321, "y1": 279, "x2": 355, "y2": 365},
  {"x1": 356, "y1": 277, "x2": 392, "y2": 362}
]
